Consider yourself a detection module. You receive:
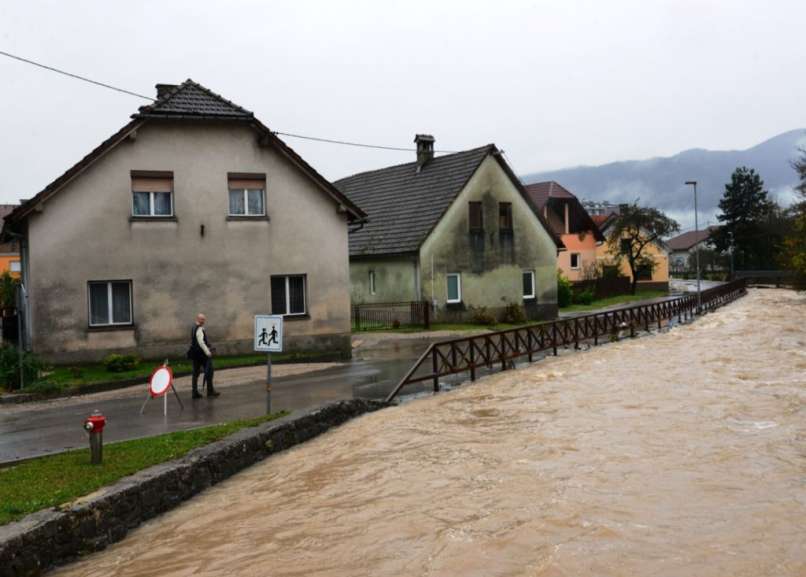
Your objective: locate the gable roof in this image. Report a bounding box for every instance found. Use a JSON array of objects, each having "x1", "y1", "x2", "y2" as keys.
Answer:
[
  {"x1": 523, "y1": 181, "x2": 605, "y2": 242},
  {"x1": 335, "y1": 146, "x2": 562, "y2": 257},
  {"x1": 667, "y1": 227, "x2": 717, "y2": 251},
  {"x1": 4, "y1": 80, "x2": 366, "y2": 228}
]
